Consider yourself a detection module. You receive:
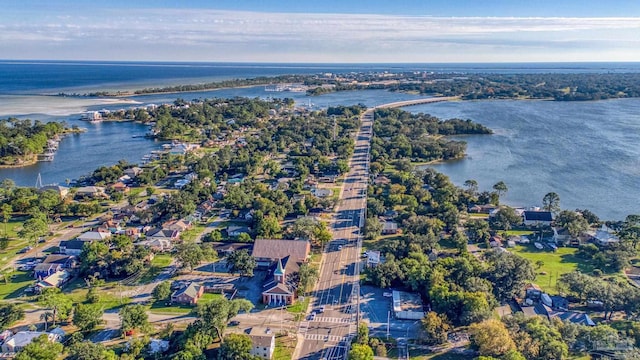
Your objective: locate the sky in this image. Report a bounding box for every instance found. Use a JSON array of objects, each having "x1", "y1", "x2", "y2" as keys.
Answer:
[{"x1": 2, "y1": 0, "x2": 640, "y2": 63}]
